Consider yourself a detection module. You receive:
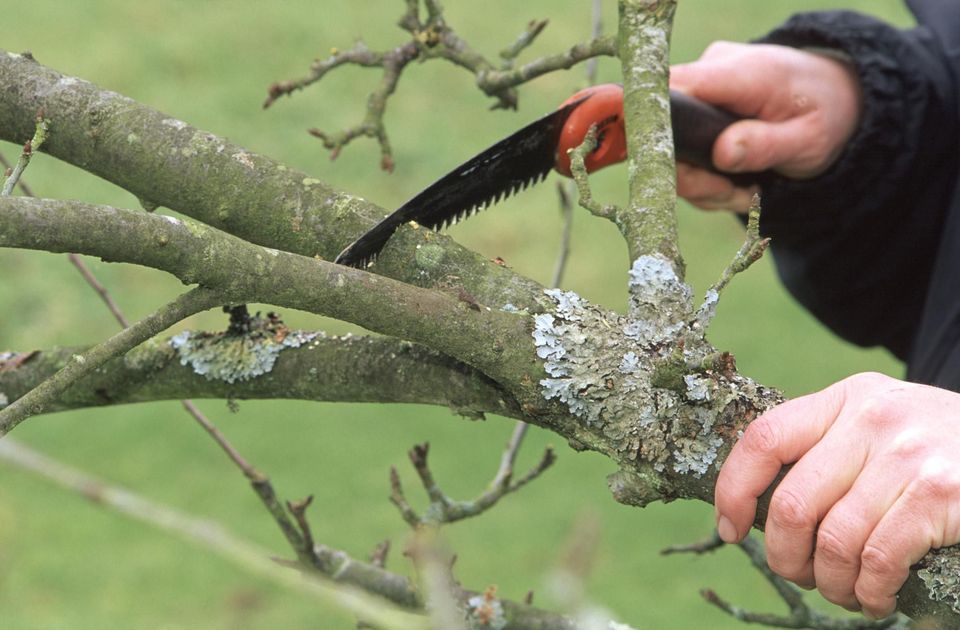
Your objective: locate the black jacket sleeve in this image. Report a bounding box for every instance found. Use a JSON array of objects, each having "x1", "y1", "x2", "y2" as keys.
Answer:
[{"x1": 749, "y1": 3, "x2": 960, "y2": 365}]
